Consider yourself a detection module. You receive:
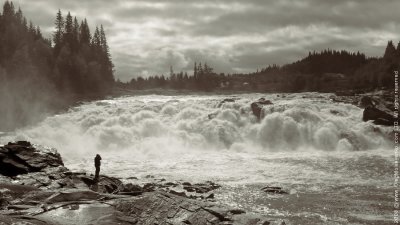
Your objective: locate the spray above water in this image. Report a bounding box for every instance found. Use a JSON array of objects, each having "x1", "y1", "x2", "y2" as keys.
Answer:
[{"x1": 0, "y1": 93, "x2": 392, "y2": 158}]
